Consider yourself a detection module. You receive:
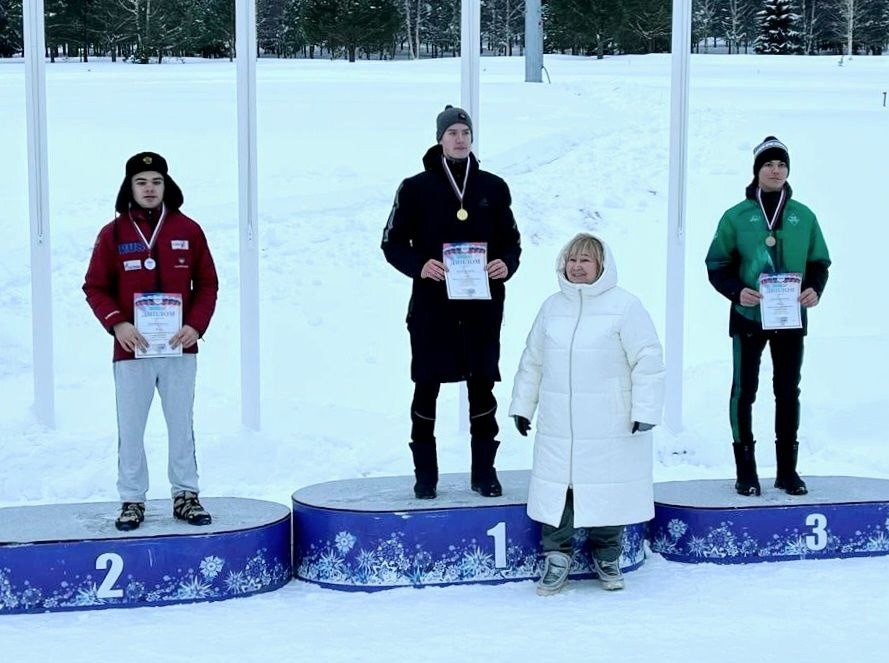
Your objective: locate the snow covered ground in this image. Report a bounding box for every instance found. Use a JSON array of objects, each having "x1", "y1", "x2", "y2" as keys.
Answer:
[{"x1": 1, "y1": 53, "x2": 888, "y2": 661}]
